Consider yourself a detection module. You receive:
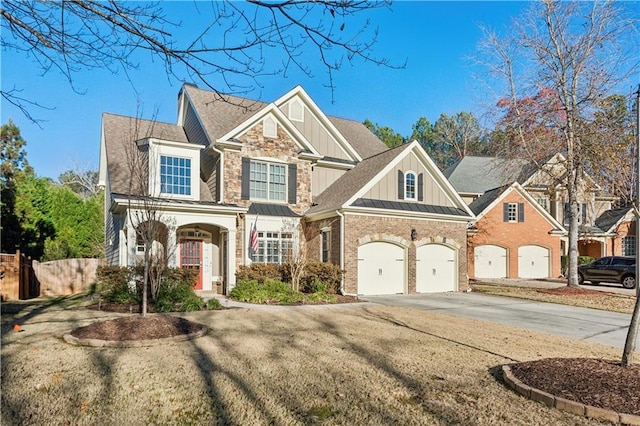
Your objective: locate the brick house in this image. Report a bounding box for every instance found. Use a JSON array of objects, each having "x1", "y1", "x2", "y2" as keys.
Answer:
[
  {"x1": 445, "y1": 155, "x2": 635, "y2": 278},
  {"x1": 99, "y1": 84, "x2": 474, "y2": 295}
]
